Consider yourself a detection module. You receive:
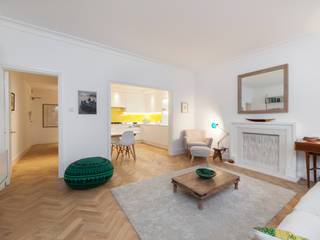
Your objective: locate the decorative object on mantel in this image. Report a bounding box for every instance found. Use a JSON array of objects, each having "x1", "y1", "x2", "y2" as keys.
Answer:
[
  {"x1": 181, "y1": 102, "x2": 188, "y2": 113},
  {"x1": 246, "y1": 118, "x2": 275, "y2": 122},
  {"x1": 295, "y1": 140, "x2": 320, "y2": 188},
  {"x1": 211, "y1": 122, "x2": 234, "y2": 163}
]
